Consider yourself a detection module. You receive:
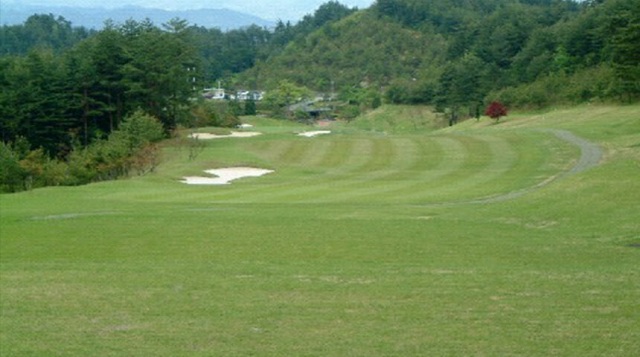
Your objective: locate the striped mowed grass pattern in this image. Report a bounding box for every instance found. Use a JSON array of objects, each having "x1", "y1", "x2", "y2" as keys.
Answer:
[{"x1": 197, "y1": 129, "x2": 573, "y2": 204}]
